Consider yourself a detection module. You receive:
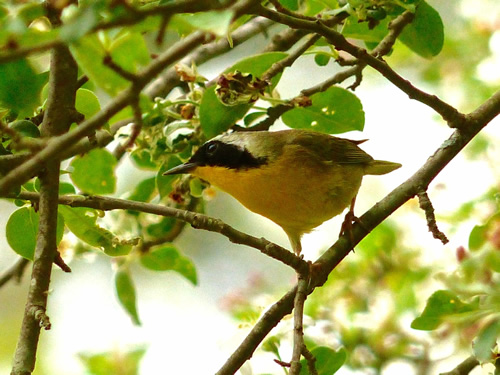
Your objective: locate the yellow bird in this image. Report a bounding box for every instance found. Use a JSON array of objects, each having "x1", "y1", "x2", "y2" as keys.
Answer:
[{"x1": 164, "y1": 129, "x2": 401, "y2": 255}]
